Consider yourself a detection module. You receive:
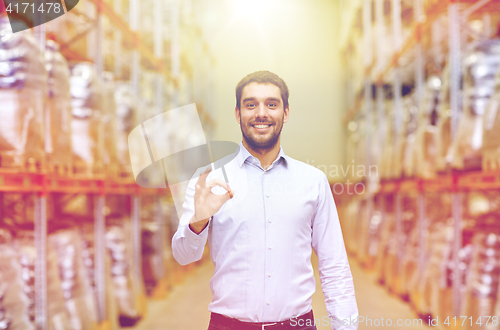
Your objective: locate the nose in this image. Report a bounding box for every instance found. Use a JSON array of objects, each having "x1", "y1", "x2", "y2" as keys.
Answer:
[{"x1": 256, "y1": 103, "x2": 268, "y2": 119}]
